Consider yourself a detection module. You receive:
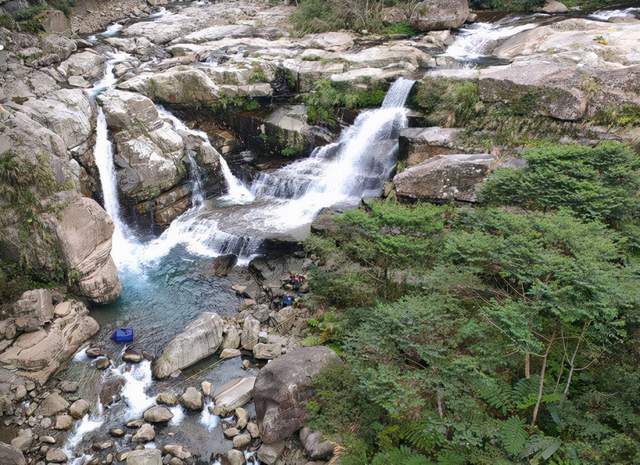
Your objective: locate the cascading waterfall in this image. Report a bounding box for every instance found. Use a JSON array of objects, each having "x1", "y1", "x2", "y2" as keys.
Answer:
[
  {"x1": 111, "y1": 78, "x2": 415, "y2": 264},
  {"x1": 444, "y1": 19, "x2": 538, "y2": 60},
  {"x1": 156, "y1": 105, "x2": 254, "y2": 204}
]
